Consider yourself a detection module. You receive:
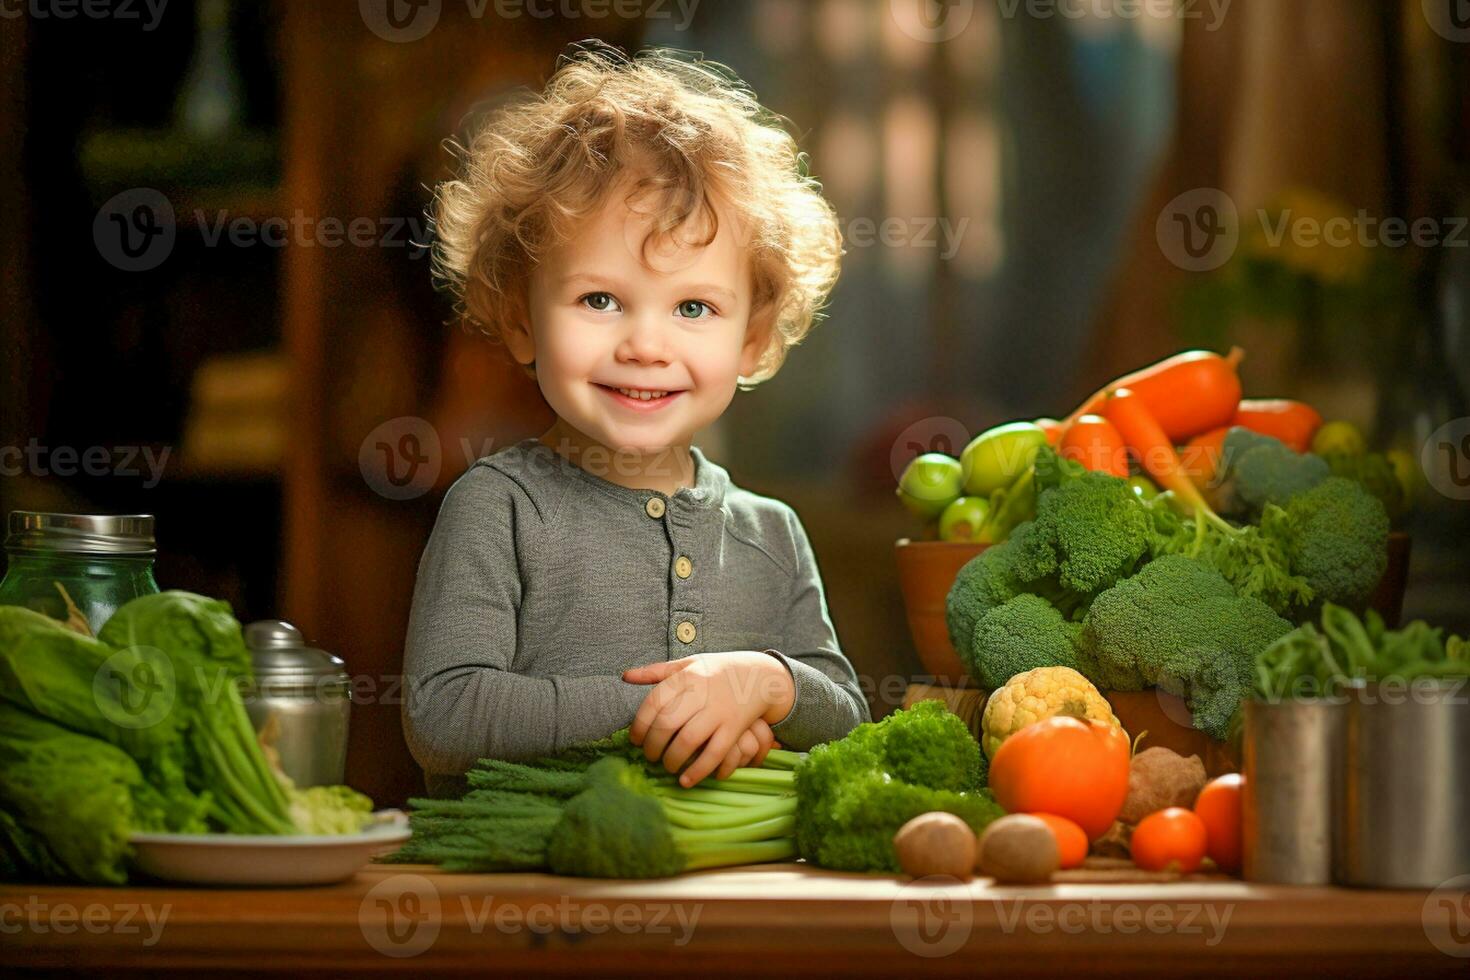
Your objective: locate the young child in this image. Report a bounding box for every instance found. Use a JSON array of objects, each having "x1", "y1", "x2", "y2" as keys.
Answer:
[{"x1": 403, "y1": 43, "x2": 869, "y2": 798}]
